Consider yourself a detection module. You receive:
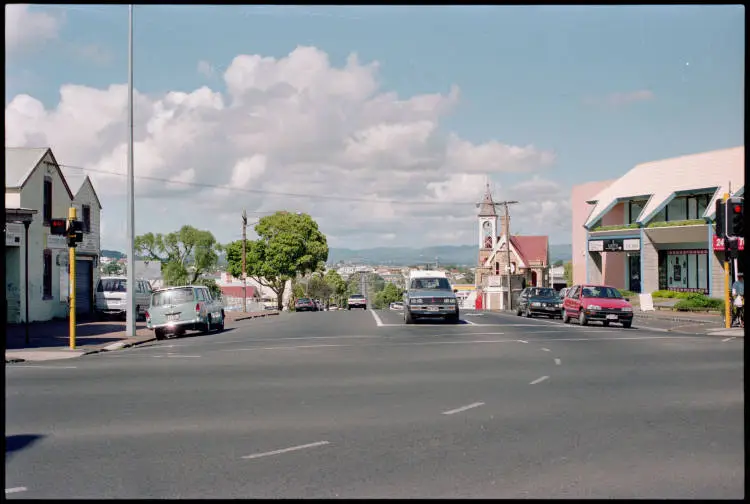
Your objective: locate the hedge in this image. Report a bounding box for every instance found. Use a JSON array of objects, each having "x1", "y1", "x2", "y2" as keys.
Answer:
[{"x1": 673, "y1": 296, "x2": 724, "y2": 312}]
